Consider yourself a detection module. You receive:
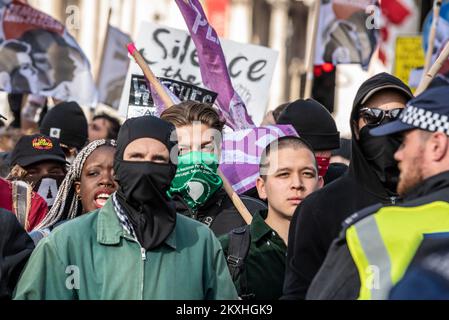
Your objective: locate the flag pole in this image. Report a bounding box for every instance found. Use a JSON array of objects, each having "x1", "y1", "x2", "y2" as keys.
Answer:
[
  {"x1": 418, "y1": 0, "x2": 443, "y2": 90},
  {"x1": 218, "y1": 171, "x2": 253, "y2": 224},
  {"x1": 95, "y1": 7, "x2": 113, "y2": 89},
  {"x1": 415, "y1": 40, "x2": 449, "y2": 95},
  {"x1": 304, "y1": 0, "x2": 321, "y2": 99},
  {"x1": 127, "y1": 43, "x2": 253, "y2": 224}
]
